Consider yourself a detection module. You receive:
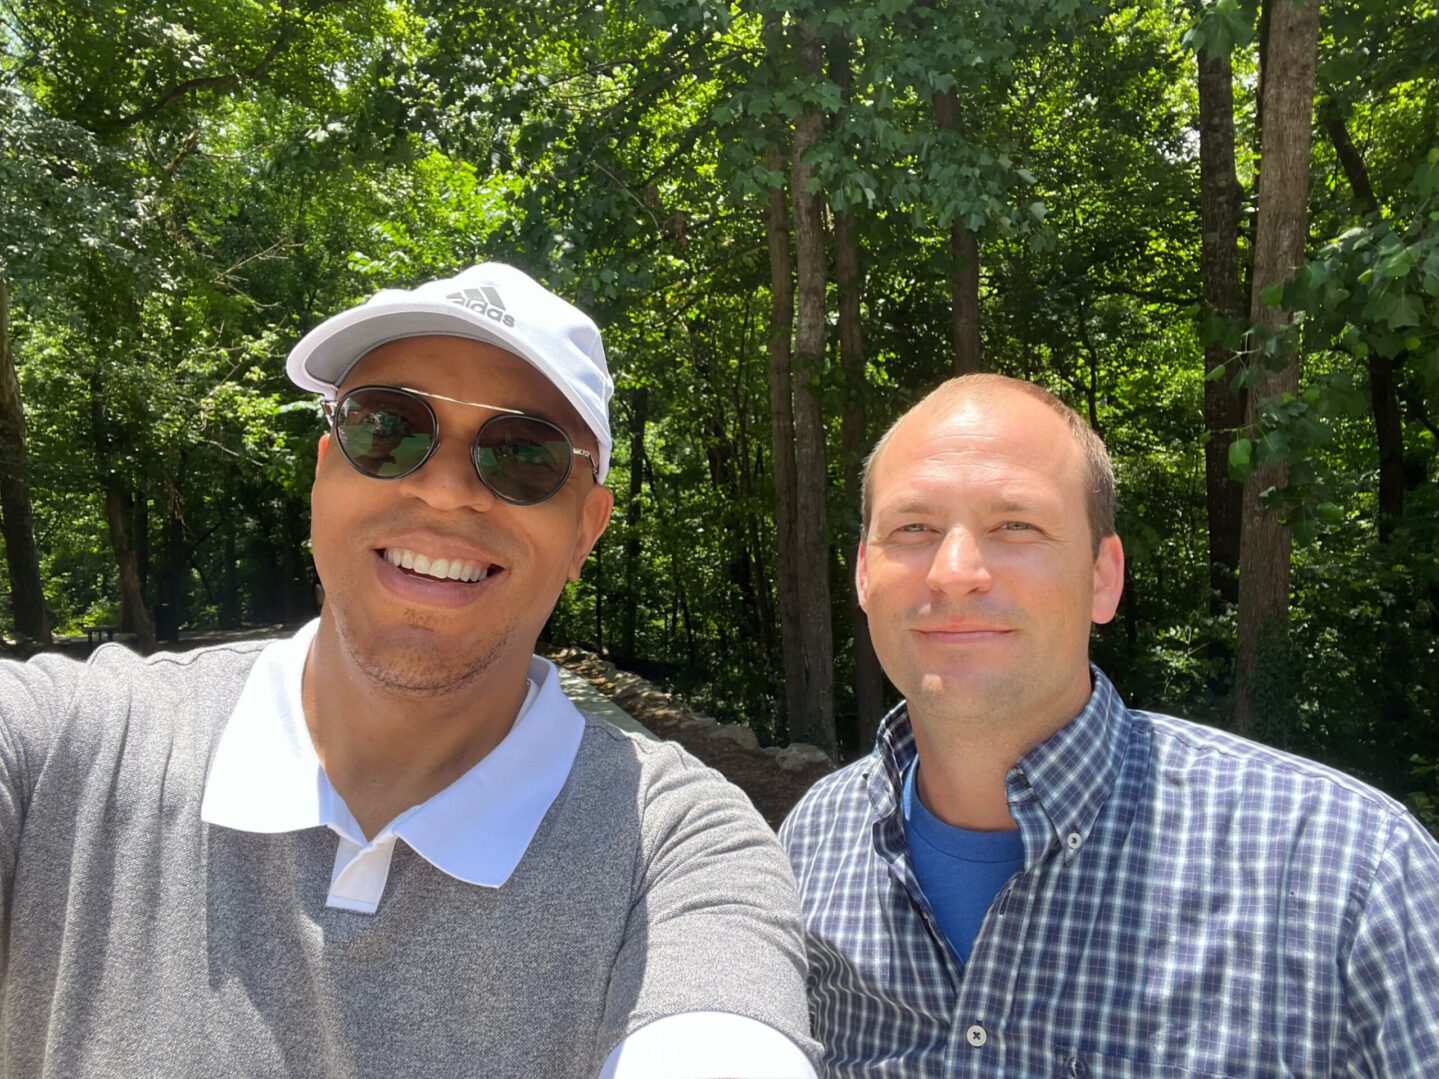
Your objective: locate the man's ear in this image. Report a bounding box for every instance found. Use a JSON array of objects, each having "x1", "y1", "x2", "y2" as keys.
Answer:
[
  {"x1": 1091, "y1": 534, "x2": 1125, "y2": 625},
  {"x1": 567, "y1": 486, "x2": 615, "y2": 581},
  {"x1": 317, "y1": 431, "x2": 331, "y2": 468},
  {"x1": 855, "y1": 539, "x2": 870, "y2": 614}
]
